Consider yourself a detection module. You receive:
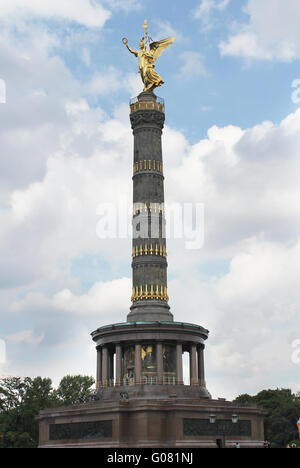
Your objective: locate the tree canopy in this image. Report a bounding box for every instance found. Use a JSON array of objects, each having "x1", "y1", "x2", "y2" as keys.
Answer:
[
  {"x1": 234, "y1": 388, "x2": 300, "y2": 448},
  {"x1": 0, "y1": 375, "x2": 95, "y2": 448}
]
